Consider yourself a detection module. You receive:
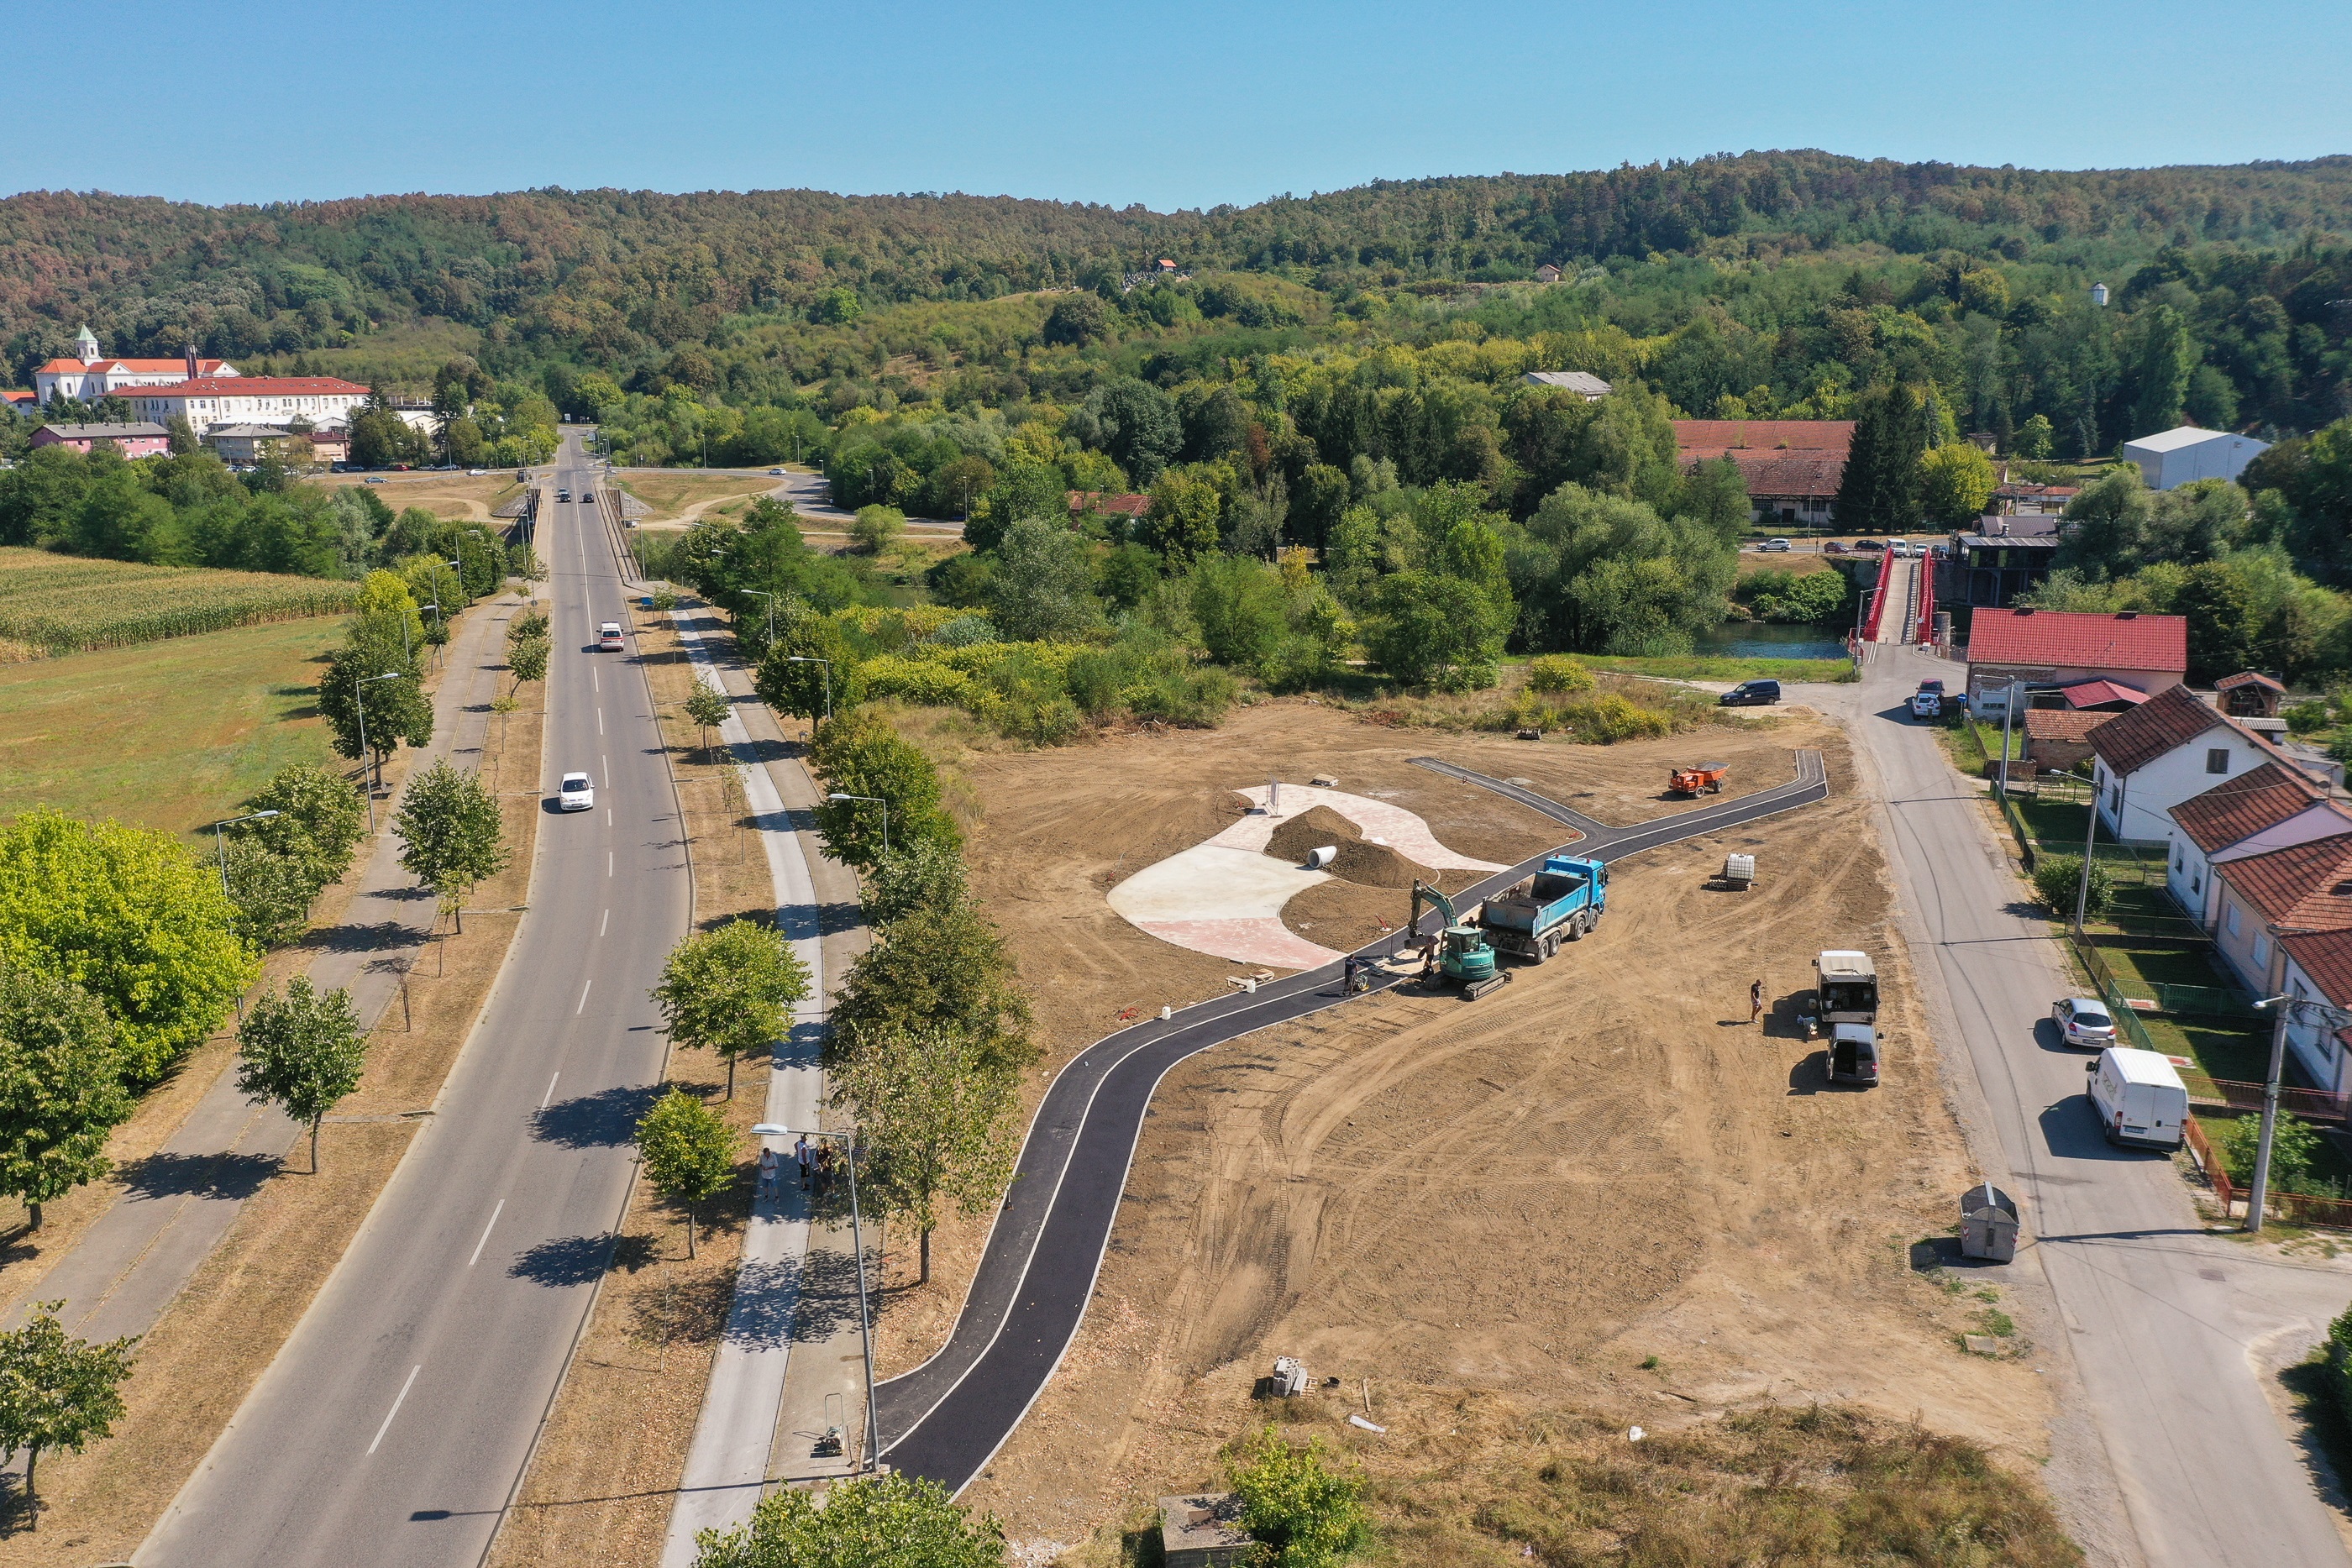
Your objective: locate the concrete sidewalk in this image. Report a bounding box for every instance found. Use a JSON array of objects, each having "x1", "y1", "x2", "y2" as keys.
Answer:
[
  {"x1": 660, "y1": 605, "x2": 869, "y2": 1565},
  {"x1": 12, "y1": 590, "x2": 526, "y2": 1346}
]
